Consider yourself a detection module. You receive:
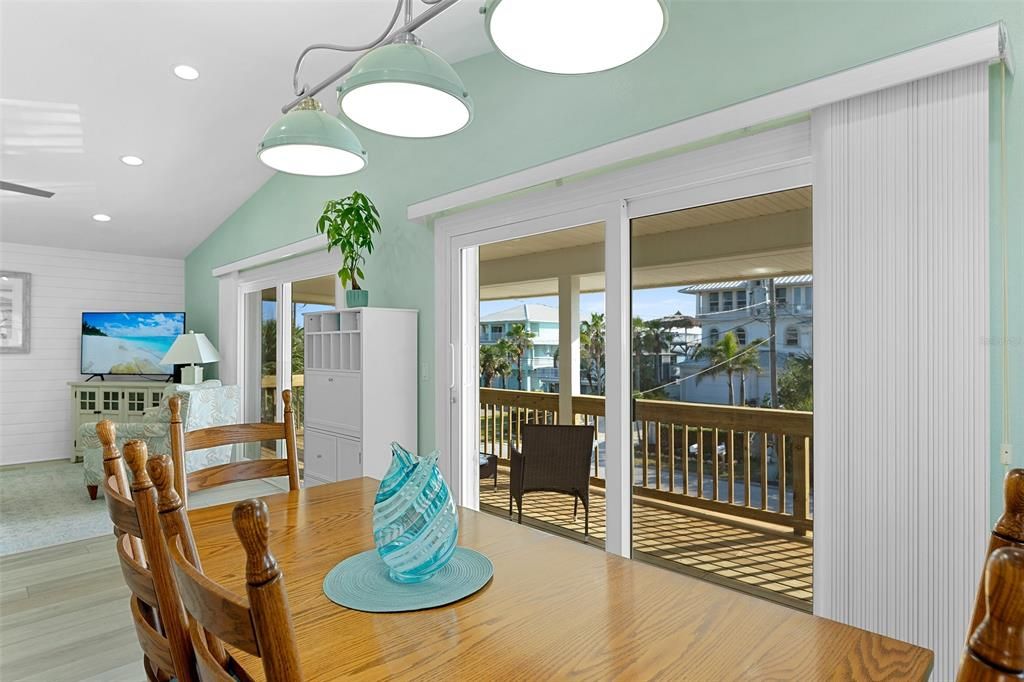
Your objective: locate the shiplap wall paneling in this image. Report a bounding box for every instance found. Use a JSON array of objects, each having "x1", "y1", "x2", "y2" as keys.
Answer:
[
  {"x1": 812, "y1": 63, "x2": 989, "y2": 680},
  {"x1": 0, "y1": 243, "x2": 184, "y2": 465}
]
